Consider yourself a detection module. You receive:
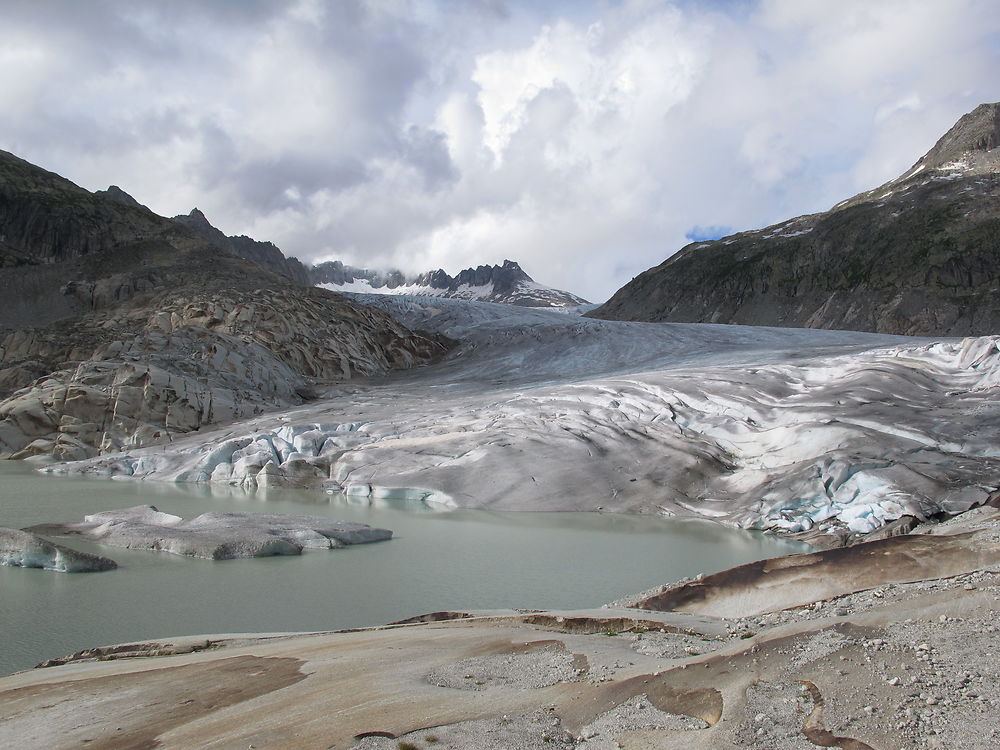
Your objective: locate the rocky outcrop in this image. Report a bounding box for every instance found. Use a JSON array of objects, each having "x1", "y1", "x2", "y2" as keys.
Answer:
[
  {"x1": 0, "y1": 150, "x2": 170, "y2": 266},
  {"x1": 0, "y1": 527, "x2": 117, "y2": 572},
  {"x1": 0, "y1": 287, "x2": 446, "y2": 461},
  {"x1": 29, "y1": 505, "x2": 392, "y2": 560},
  {"x1": 0, "y1": 150, "x2": 450, "y2": 462},
  {"x1": 589, "y1": 102, "x2": 1000, "y2": 336},
  {"x1": 93, "y1": 185, "x2": 147, "y2": 210},
  {"x1": 172, "y1": 208, "x2": 311, "y2": 285},
  {"x1": 229, "y1": 235, "x2": 311, "y2": 286}
]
